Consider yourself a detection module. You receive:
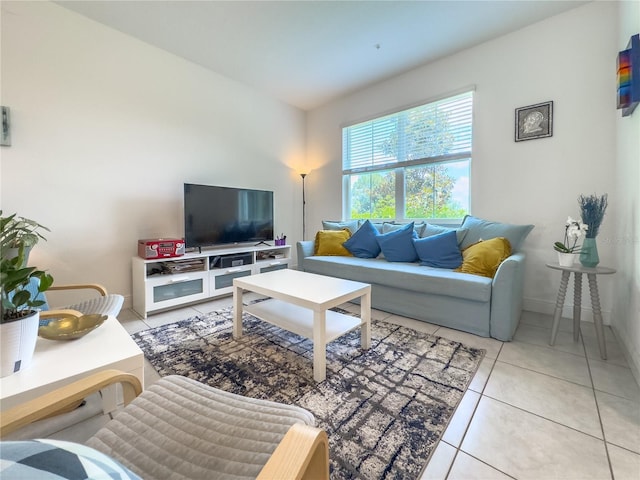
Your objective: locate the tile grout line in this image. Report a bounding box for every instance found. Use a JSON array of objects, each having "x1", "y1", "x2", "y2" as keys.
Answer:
[
  {"x1": 479, "y1": 391, "x2": 608, "y2": 443},
  {"x1": 582, "y1": 330, "x2": 616, "y2": 480},
  {"x1": 443, "y1": 343, "x2": 520, "y2": 480},
  {"x1": 495, "y1": 358, "x2": 593, "y2": 391},
  {"x1": 507, "y1": 325, "x2": 635, "y2": 402},
  {"x1": 513, "y1": 332, "x2": 600, "y2": 361},
  {"x1": 444, "y1": 446, "x2": 519, "y2": 480},
  {"x1": 518, "y1": 319, "x2": 623, "y2": 363},
  {"x1": 479, "y1": 331, "x2": 616, "y2": 444}
]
